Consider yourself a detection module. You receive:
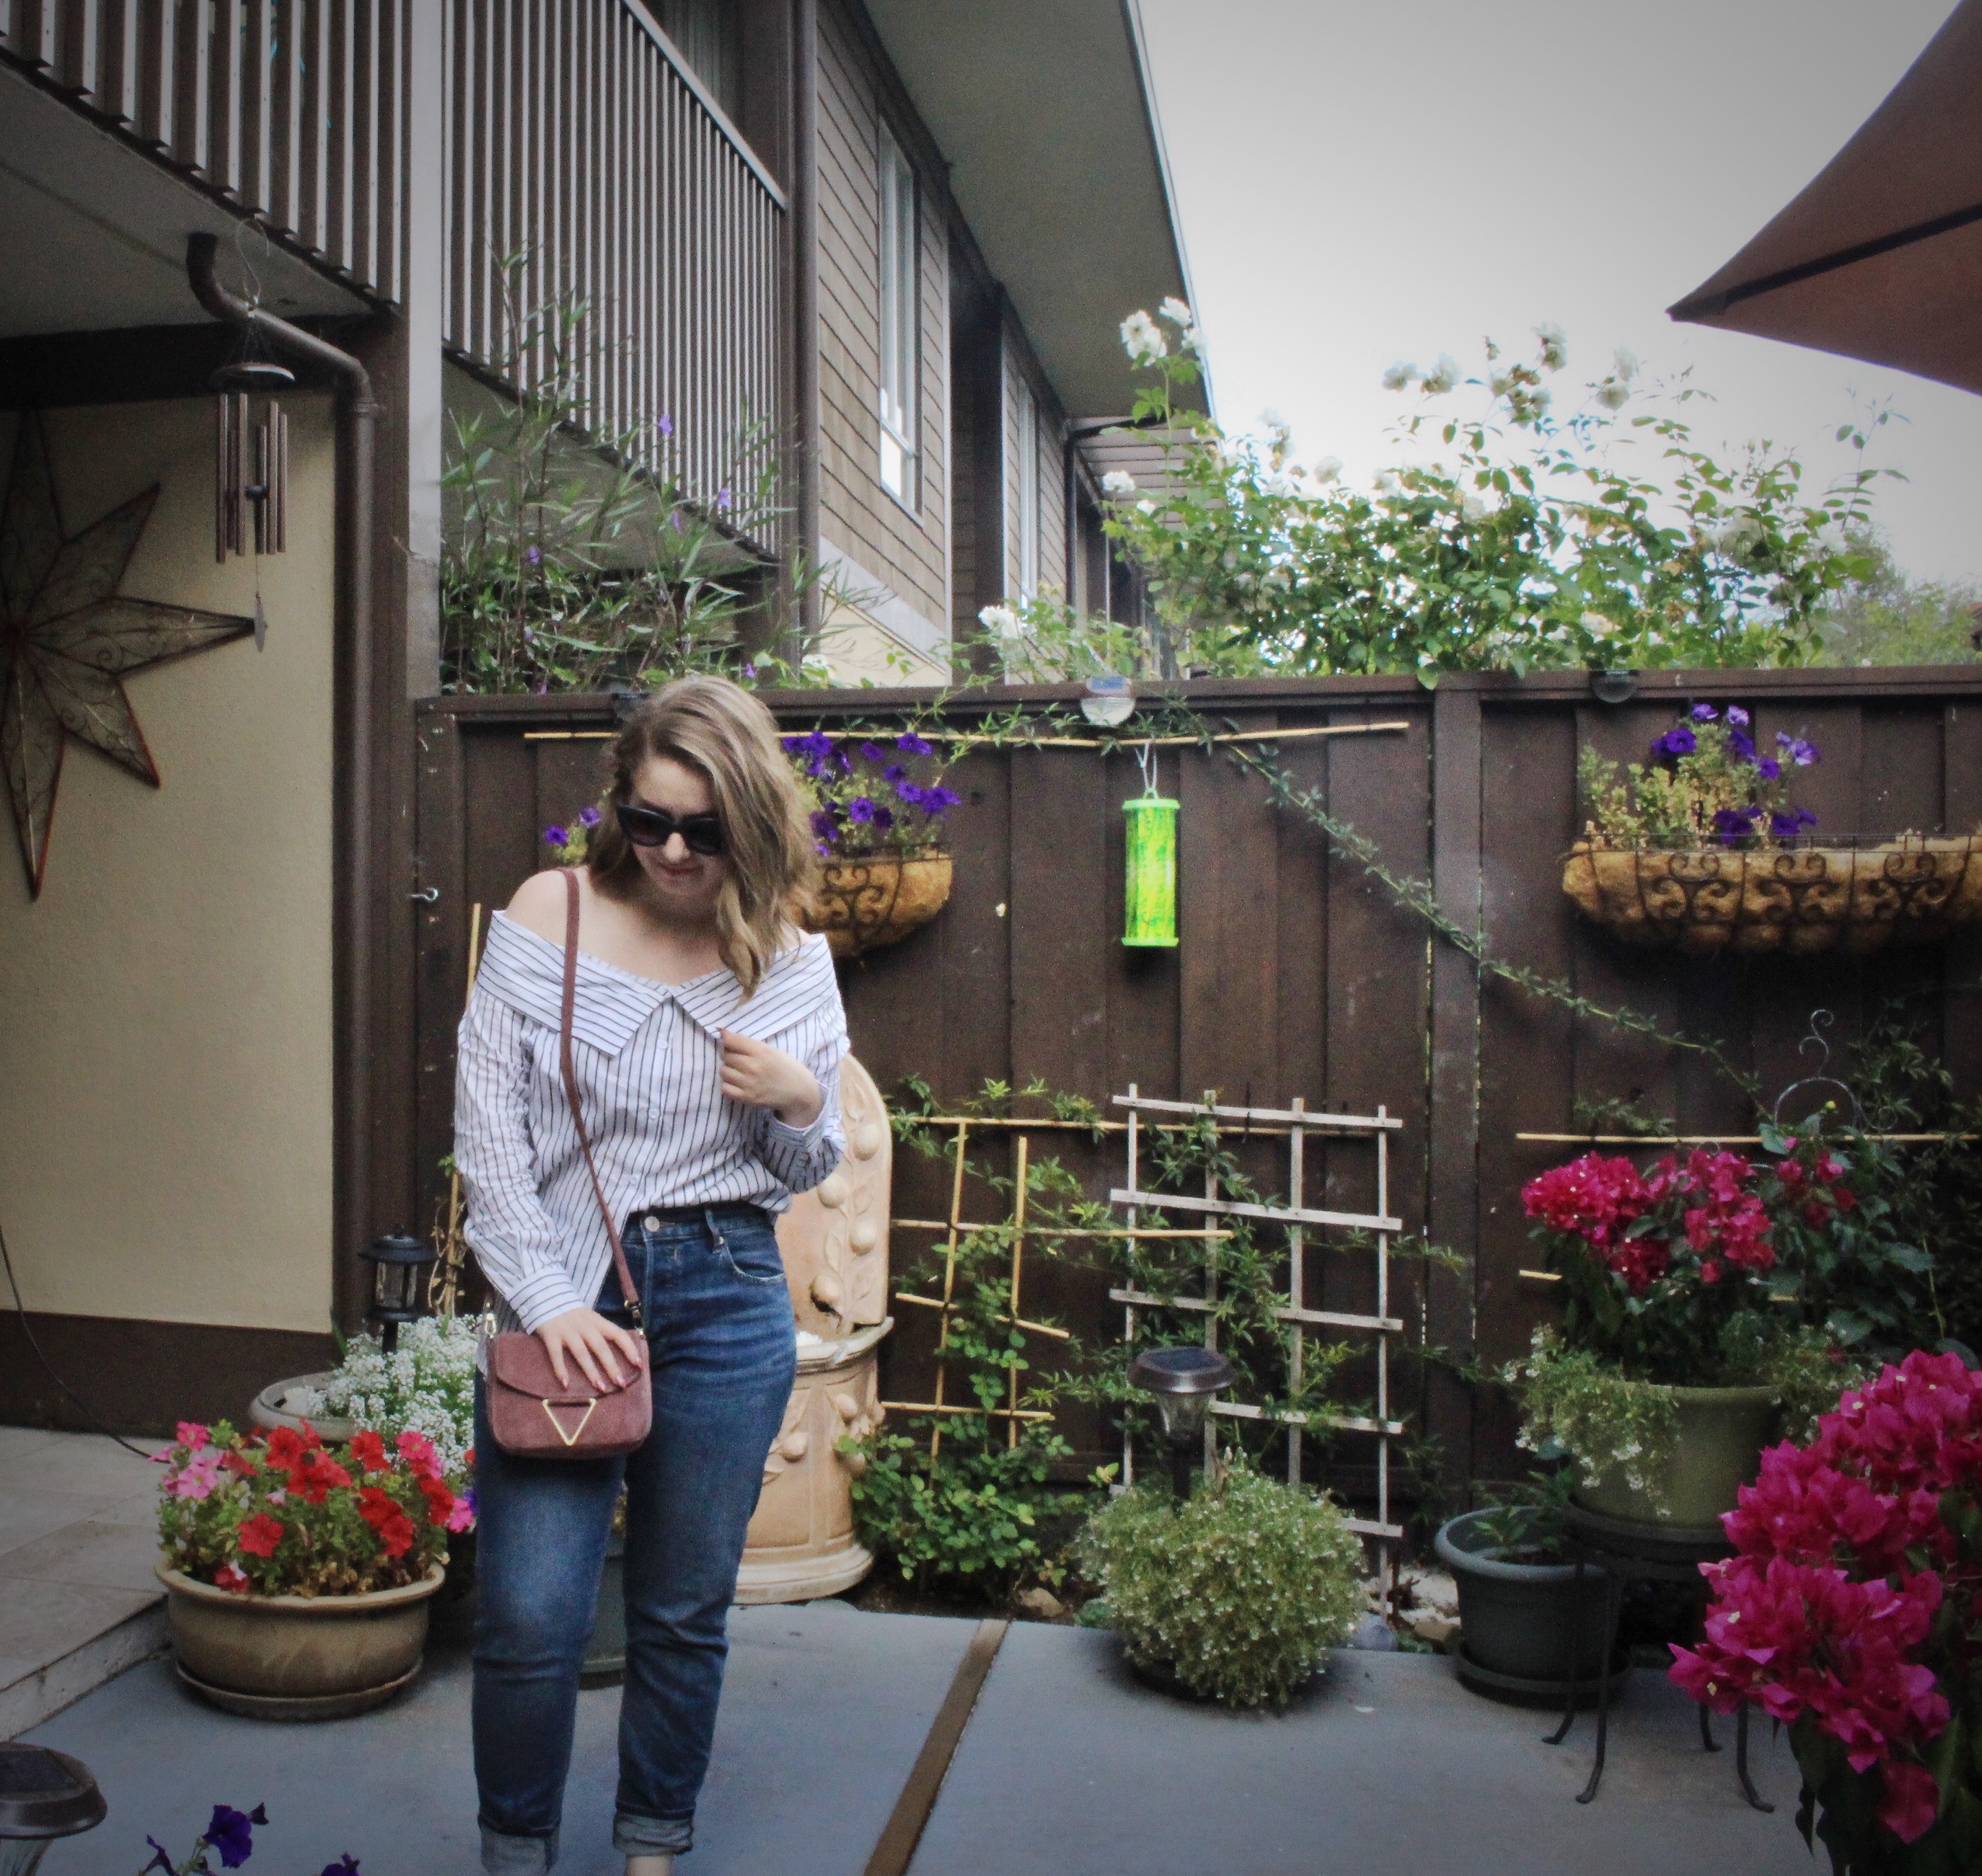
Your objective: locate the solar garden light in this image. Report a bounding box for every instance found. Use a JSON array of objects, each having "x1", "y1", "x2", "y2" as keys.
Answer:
[
  {"x1": 358, "y1": 1233, "x2": 436, "y2": 1354},
  {"x1": 1128, "y1": 1345, "x2": 1236, "y2": 1501},
  {"x1": 0, "y1": 1743, "x2": 105, "y2": 1875}
]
